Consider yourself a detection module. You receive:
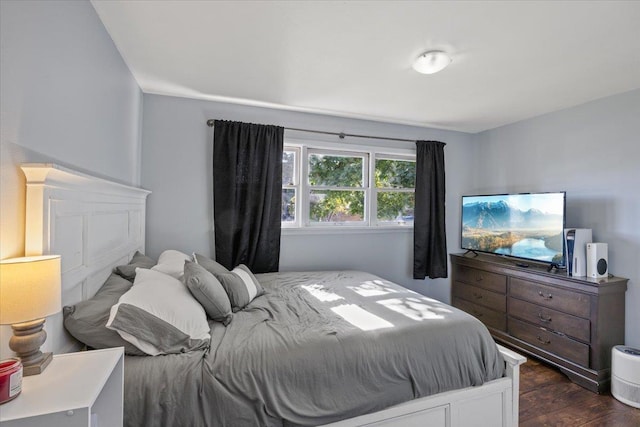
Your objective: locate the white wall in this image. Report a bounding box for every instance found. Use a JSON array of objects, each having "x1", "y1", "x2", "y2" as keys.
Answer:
[
  {"x1": 0, "y1": 0, "x2": 142, "y2": 357},
  {"x1": 141, "y1": 94, "x2": 475, "y2": 302},
  {"x1": 471, "y1": 89, "x2": 640, "y2": 347}
]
